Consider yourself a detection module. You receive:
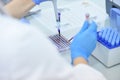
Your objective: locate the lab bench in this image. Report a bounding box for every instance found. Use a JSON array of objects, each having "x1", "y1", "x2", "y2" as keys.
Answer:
[{"x1": 27, "y1": 0, "x2": 120, "y2": 80}]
